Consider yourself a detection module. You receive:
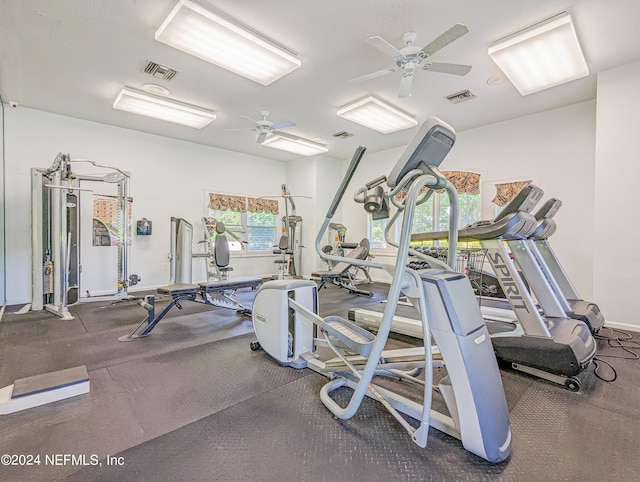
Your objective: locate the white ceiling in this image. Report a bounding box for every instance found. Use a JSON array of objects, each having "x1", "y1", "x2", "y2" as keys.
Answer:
[{"x1": 1, "y1": 0, "x2": 639, "y2": 162}]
